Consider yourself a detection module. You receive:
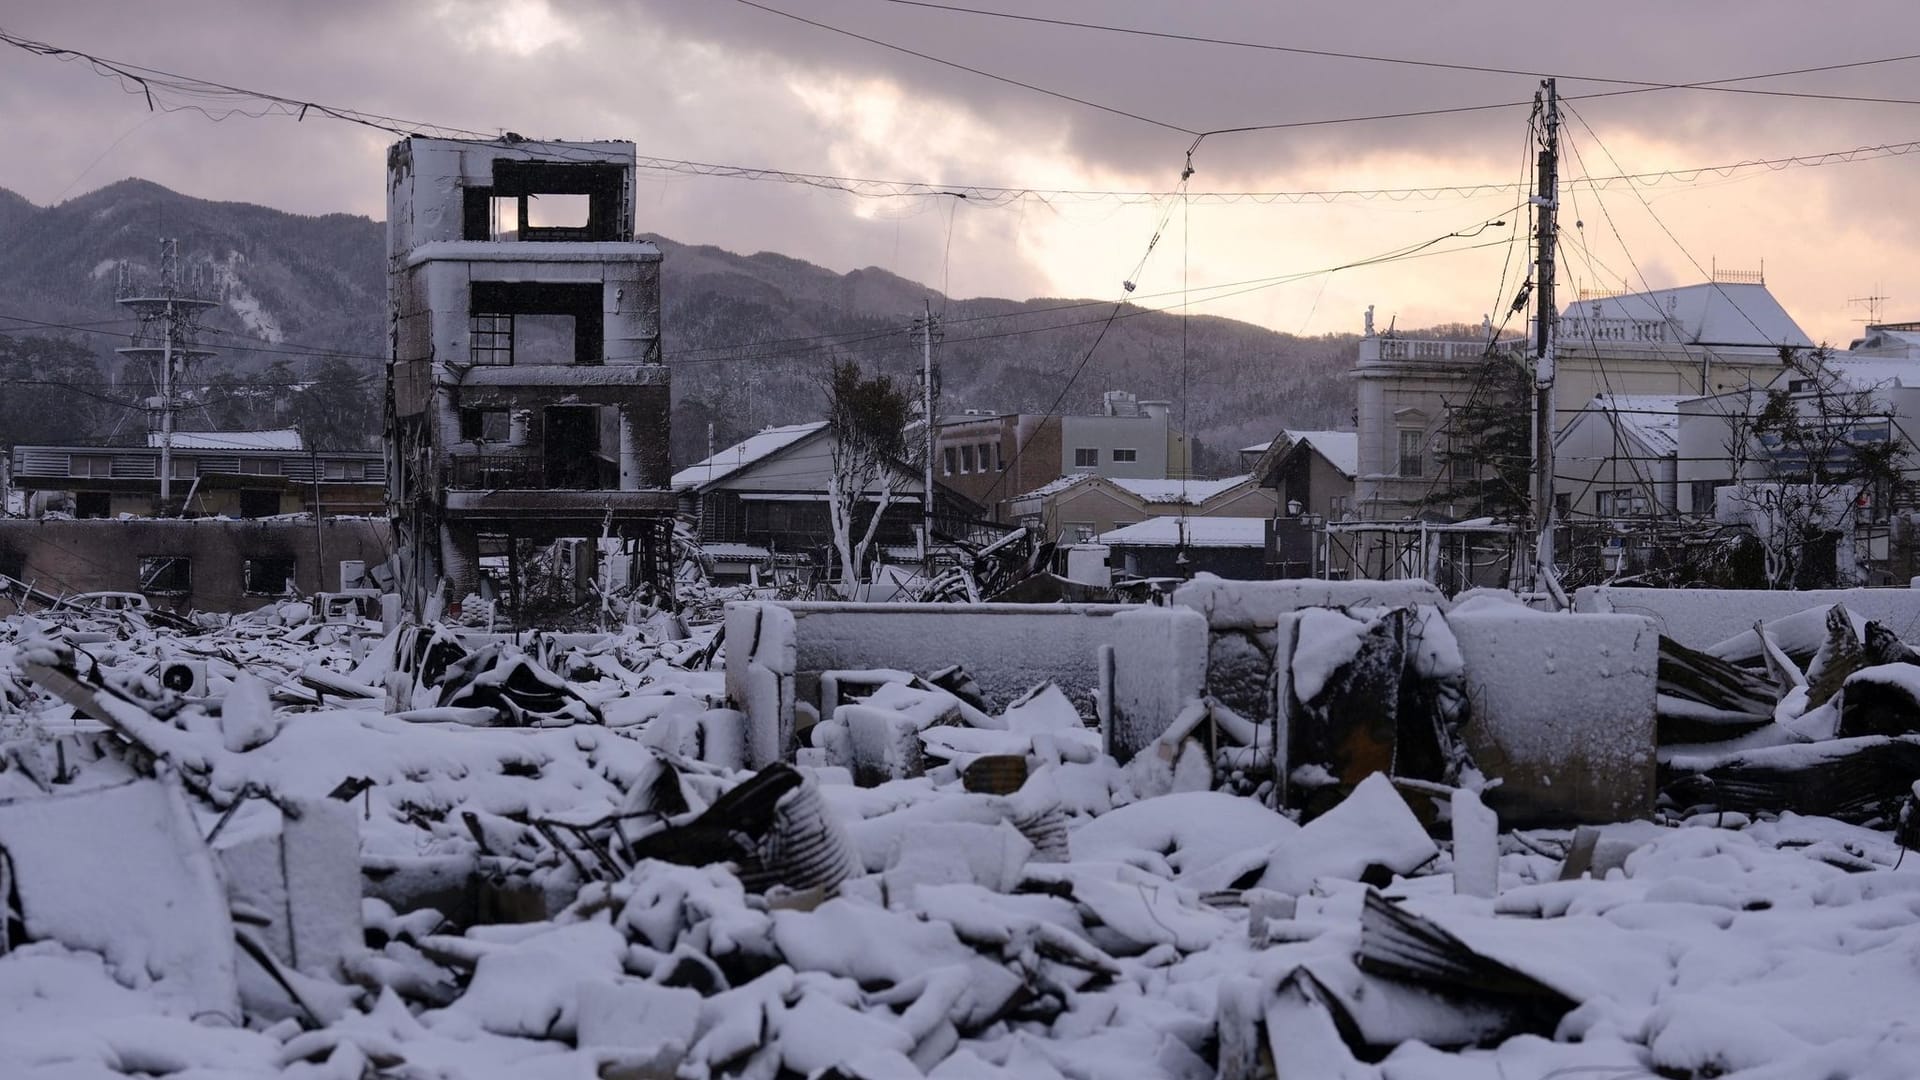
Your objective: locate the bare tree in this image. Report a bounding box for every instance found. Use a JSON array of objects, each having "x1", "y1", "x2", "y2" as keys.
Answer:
[
  {"x1": 822, "y1": 359, "x2": 918, "y2": 592},
  {"x1": 1720, "y1": 346, "x2": 1906, "y2": 587}
]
